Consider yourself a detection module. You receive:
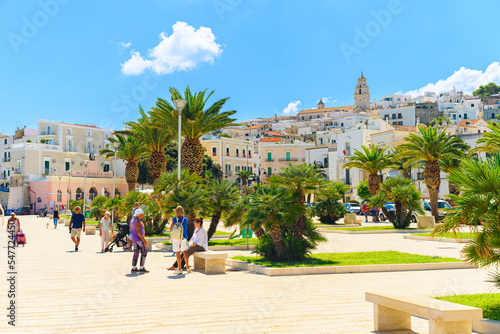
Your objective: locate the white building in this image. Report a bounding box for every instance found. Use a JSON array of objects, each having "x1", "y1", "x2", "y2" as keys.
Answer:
[
  {"x1": 371, "y1": 94, "x2": 412, "y2": 110},
  {"x1": 377, "y1": 105, "x2": 417, "y2": 127}
]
